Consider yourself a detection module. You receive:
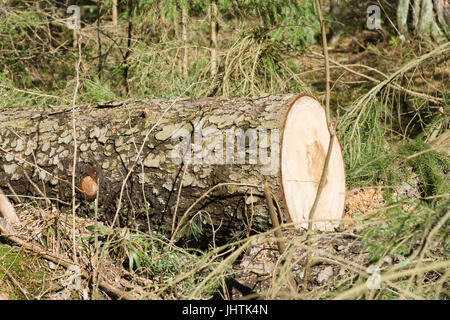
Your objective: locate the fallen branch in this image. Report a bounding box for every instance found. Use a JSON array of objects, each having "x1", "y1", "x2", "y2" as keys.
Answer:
[
  {"x1": 0, "y1": 222, "x2": 134, "y2": 300},
  {"x1": 311, "y1": 51, "x2": 443, "y2": 103}
]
